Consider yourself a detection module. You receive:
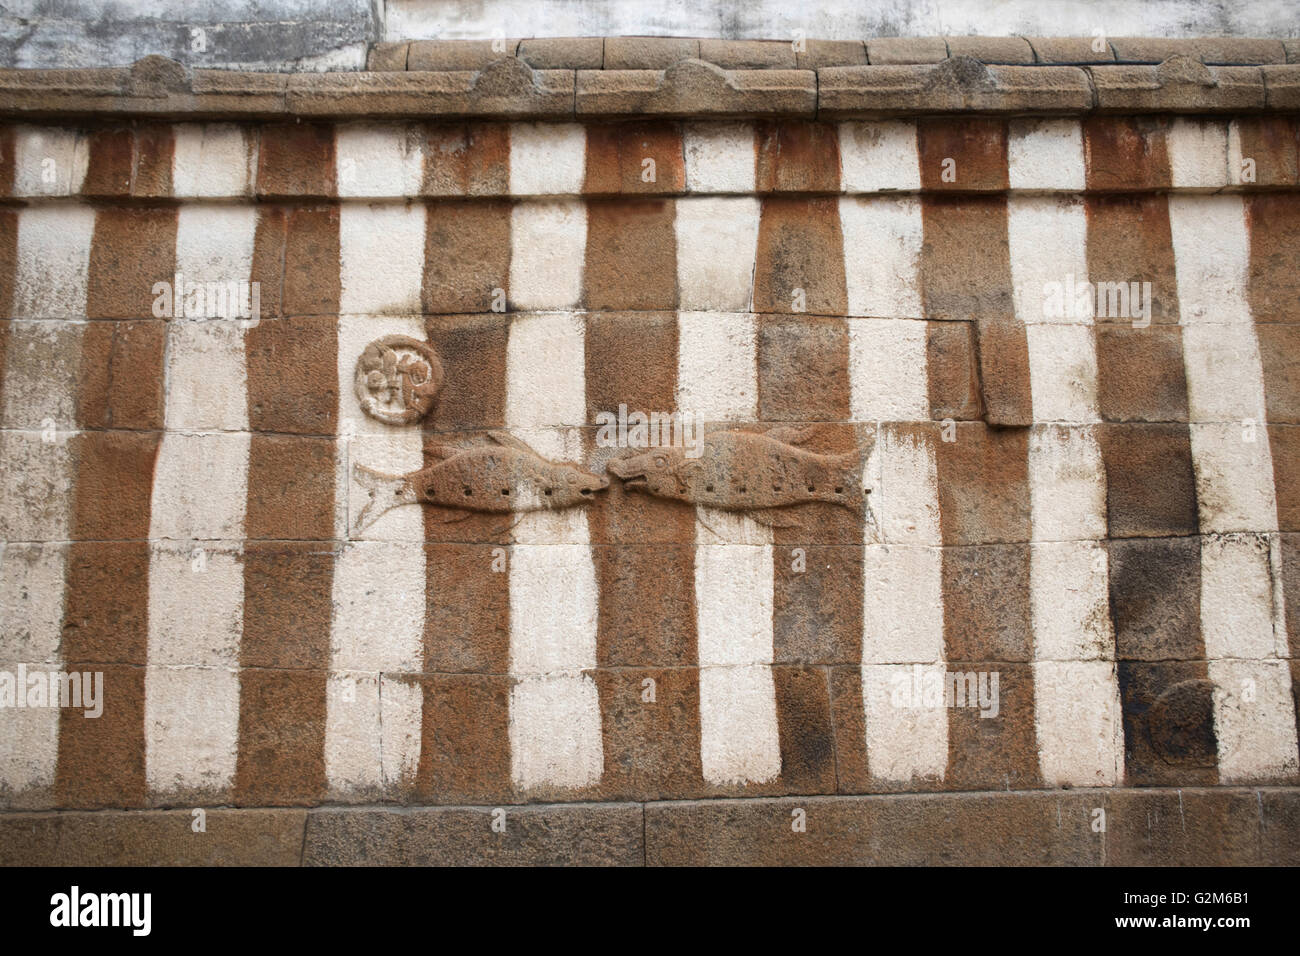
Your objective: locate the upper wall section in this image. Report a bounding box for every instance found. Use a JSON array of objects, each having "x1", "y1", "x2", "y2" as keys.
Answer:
[
  {"x1": 1, "y1": 42, "x2": 1299, "y2": 124},
  {"x1": 3, "y1": 1, "x2": 1298, "y2": 72}
]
